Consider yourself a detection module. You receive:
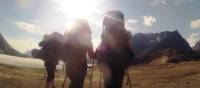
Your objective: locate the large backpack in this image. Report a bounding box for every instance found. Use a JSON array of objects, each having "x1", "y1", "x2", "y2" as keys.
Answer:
[
  {"x1": 95, "y1": 29, "x2": 134, "y2": 68},
  {"x1": 37, "y1": 32, "x2": 64, "y2": 63}
]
